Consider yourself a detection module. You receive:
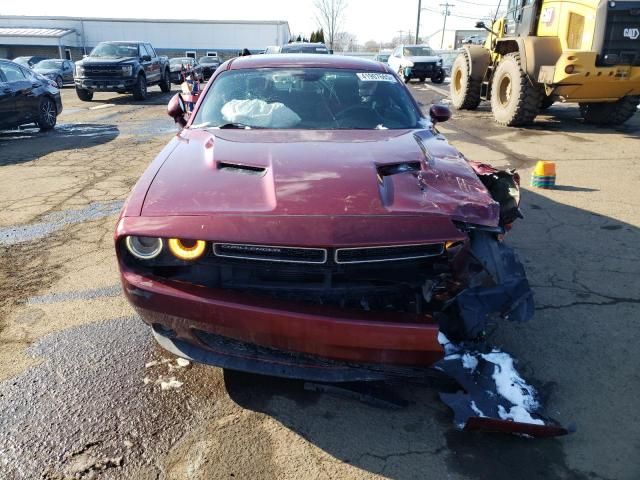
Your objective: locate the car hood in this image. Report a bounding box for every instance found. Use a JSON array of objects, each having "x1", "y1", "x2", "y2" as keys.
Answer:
[
  {"x1": 78, "y1": 57, "x2": 137, "y2": 66},
  {"x1": 407, "y1": 55, "x2": 441, "y2": 63},
  {"x1": 141, "y1": 128, "x2": 498, "y2": 227}
]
